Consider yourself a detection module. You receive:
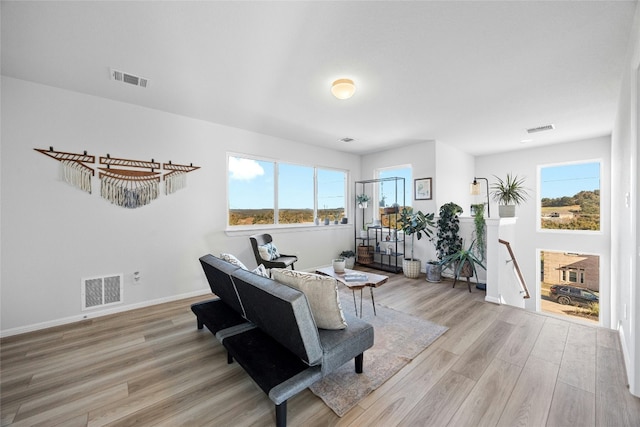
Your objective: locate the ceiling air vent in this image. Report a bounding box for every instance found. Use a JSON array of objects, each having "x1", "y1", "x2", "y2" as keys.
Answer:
[
  {"x1": 526, "y1": 124, "x2": 555, "y2": 134},
  {"x1": 110, "y1": 68, "x2": 148, "y2": 88}
]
